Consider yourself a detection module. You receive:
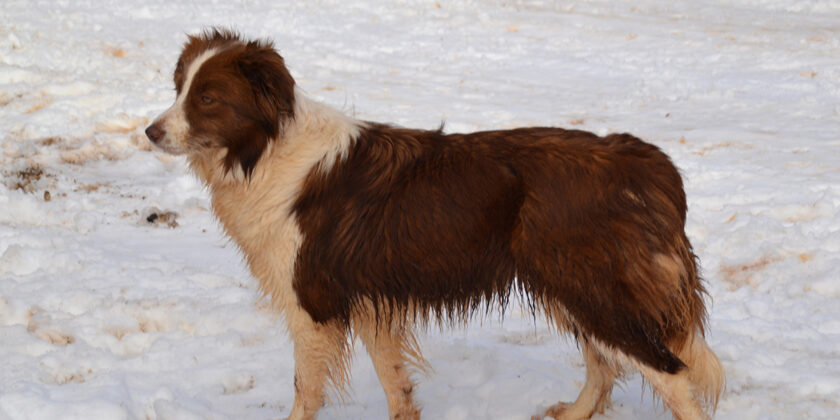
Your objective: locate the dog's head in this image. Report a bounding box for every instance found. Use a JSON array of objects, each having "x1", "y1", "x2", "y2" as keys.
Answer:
[{"x1": 145, "y1": 29, "x2": 295, "y2": 176}]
